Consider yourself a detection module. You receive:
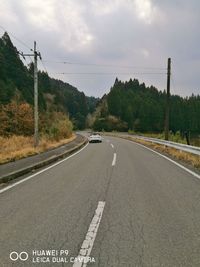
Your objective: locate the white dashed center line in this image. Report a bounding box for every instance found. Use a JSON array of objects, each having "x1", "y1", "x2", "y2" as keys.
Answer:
[
  {"x1": 73, "y1": 201, "x2": 105, "y2": 267},
  {"x1": 112, "y1": 153, "x2": 117, "y2": 166},
  {"x1": 110, "y1": 143, "x2": 114, "y2": 148}
]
